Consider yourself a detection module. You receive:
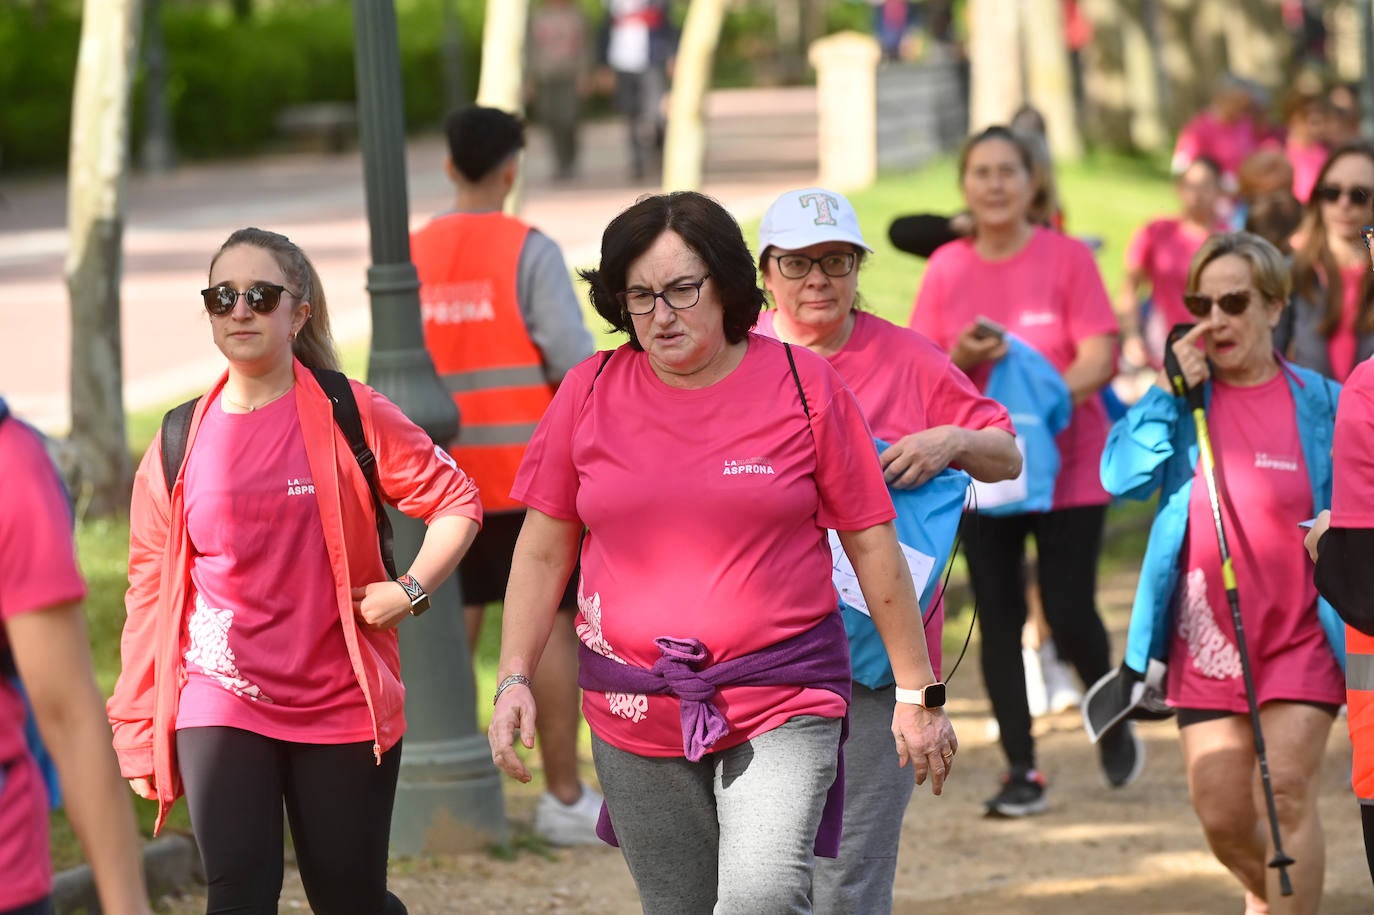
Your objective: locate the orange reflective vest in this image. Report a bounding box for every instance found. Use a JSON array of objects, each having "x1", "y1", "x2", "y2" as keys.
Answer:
[
  {"x1": 413, "y1": 211, "x2": 555, "y2": 512},
  {"x1": 1349, "y1": 625, "x2": 1374, "y2": 804}
]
